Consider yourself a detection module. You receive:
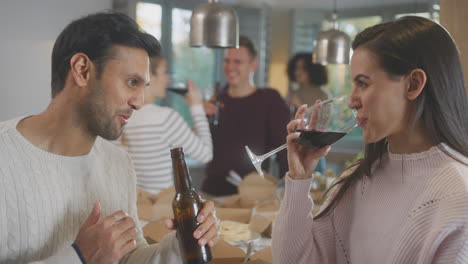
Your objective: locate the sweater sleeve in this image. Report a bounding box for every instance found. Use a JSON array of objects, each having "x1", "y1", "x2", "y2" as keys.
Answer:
[
  {"x1": 164, "y1": 105, "x2": 213, "y2": 163},
  {"x1": 272, "y1": 174, "x2": 337, "y2": 264},
  {"x1": 266, "y1": 90, "x2": 290, "y2": 177},
  {"x1": 431, "y1": 226, "x2": 468, "y2": 264},
  {"x1": 28, "y1": 247, "x2": 82, "y2": 264},
  {"x1": 121, "y1": 233, "x2": 182, "y2": 264},
  {"x1": 119, "y1": 152, "x2": 182, "y2": 264}
]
